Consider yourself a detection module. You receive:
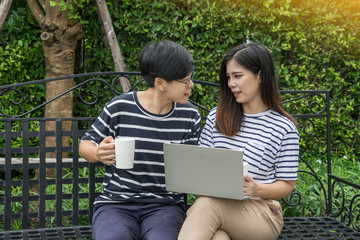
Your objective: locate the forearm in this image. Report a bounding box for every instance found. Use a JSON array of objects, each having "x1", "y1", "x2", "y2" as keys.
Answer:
[
  {"x1": 256, "y1": 180, "x2": 295, "y2": 200},
  {"x1": 79, "y1": 140, "x2": 100, "y2": 163}
]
